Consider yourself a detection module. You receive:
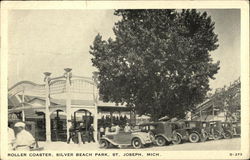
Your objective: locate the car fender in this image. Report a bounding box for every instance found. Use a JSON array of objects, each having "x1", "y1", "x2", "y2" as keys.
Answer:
[
  {"x1": 100, "y1": 137, "x2": 120, "y2": 146},
  {"x1": 223, "y1": 129, "x2": 233, "y2": 136},
  {"x1": 176, "y1": 132, "x2": 183, "y2": 139},
  {"x1": 132, "y1": 135, "x2": 148, "y2": 144},
  {"x1": 190, "y1": 131, "x2": 201, "y2": 137},
  {"x1": 155, "y1": 134, "x2": 169, "y2": 142}
]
